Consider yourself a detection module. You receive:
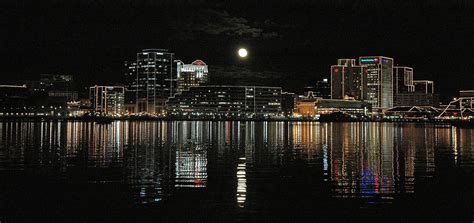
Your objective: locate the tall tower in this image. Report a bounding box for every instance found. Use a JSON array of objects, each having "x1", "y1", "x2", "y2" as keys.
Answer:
[
  {"x1": 393, "y1": 66, "x2": 415, "y2": 94},
  {"x1": 359, "y1": 56, "x2": 394, "y2": 108},
  {"x1": 331, "y1": 59, "x2": 367, "y2": 100},
  {"x1": 125, "y1": 49, "x2": 175, "y2": 115}
]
